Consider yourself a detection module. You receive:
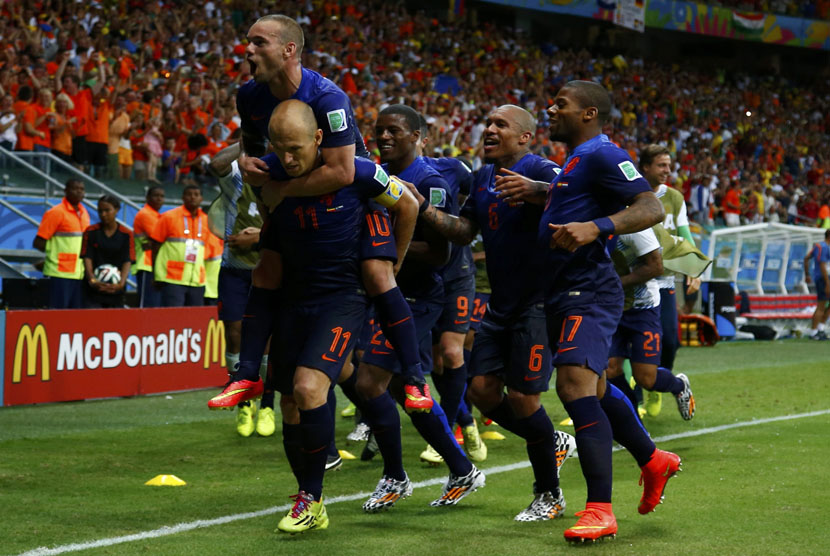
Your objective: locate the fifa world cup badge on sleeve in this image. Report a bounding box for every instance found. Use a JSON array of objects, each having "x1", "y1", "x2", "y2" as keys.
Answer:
[
  {"x1": 618, "y1": 160, "x2": 642, "y2": 181},
  {"x1": 429, "y1": 187, "x2": 447, "y2": 208},
  {"x1": 327, "y1": 109, "x2": 348, "y2": 132}
]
